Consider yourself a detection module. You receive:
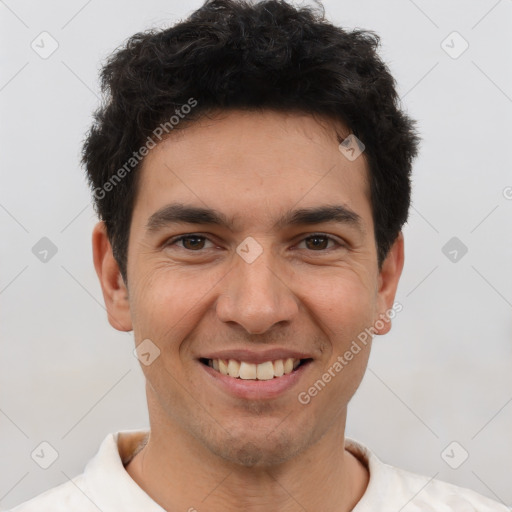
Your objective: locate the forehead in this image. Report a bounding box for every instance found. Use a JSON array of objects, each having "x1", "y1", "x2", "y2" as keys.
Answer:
[{"x1": 132, "y1": 110, "x2": 372, "y2": 232}]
